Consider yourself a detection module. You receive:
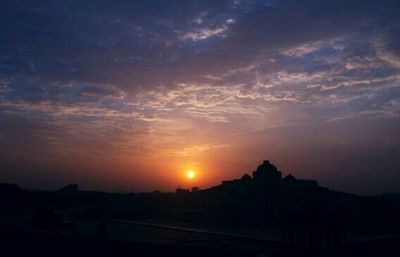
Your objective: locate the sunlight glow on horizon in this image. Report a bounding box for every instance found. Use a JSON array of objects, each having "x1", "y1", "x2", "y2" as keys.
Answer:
[{"x1": 186, "y1": 170, "x2": 196, "y2": 180}]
